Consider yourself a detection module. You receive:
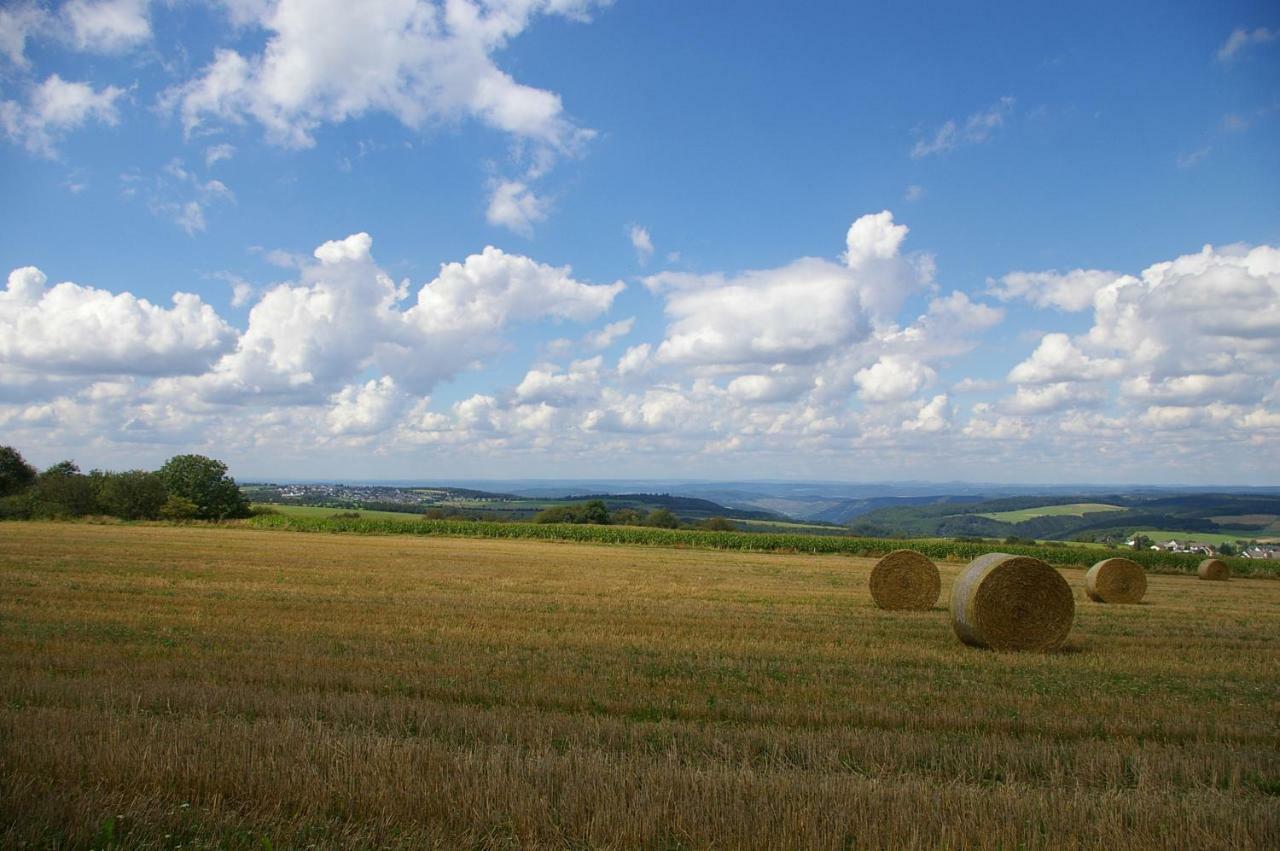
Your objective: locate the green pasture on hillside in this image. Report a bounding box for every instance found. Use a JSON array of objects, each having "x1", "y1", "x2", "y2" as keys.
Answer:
[
  {"x1": 976, "y1": 503, "x2": 1125, "y2": 522},
  {"x1": 1133, "y1": 529, "x2": 1271, "y2": 546}
]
